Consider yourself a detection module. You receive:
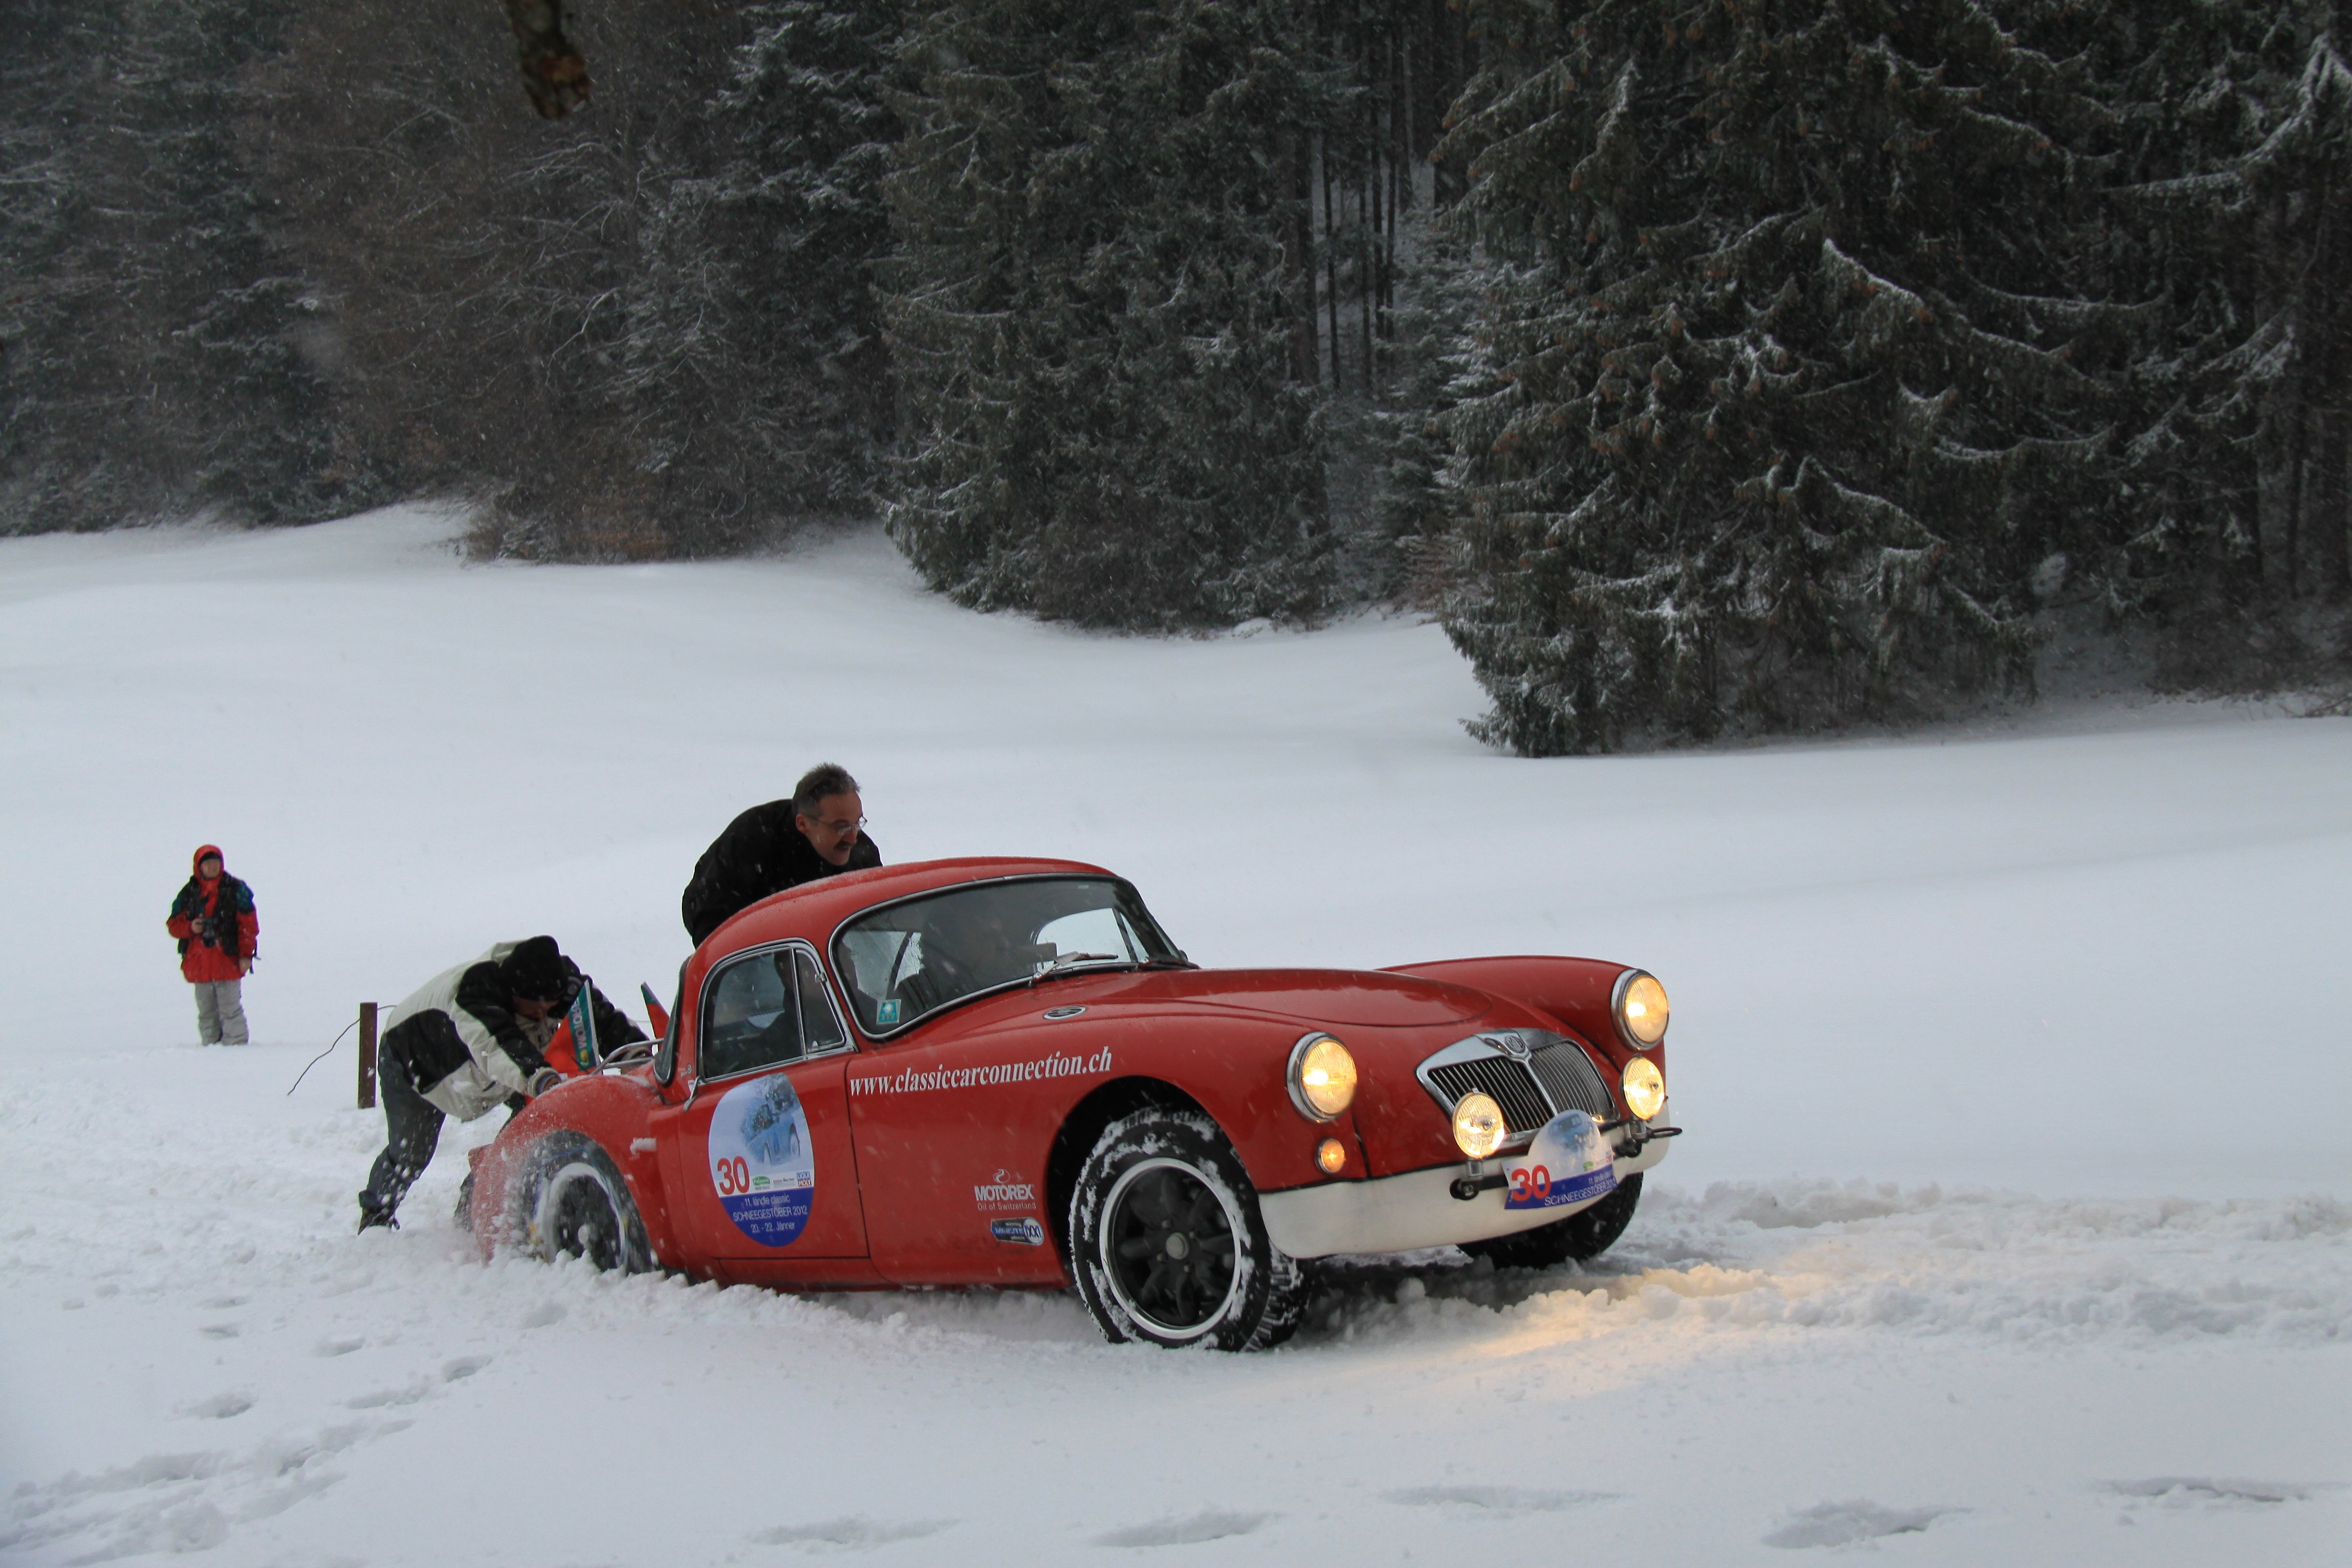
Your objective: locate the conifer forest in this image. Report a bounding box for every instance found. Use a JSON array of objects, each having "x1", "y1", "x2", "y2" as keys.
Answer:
[{"x1": 5, "y1": 0, "x2": 2349, "y2": 749}]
